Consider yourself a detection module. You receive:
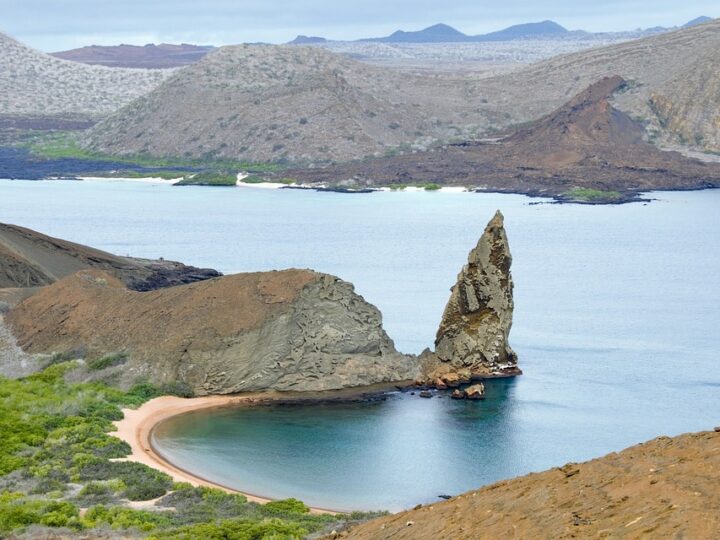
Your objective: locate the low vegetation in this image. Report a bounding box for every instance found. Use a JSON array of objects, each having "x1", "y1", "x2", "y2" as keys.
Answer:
[
  {"x1": 21, "y1": 131, "x2": 282, "y2": 174},
  {"x1": 561, "y1": 187, "x2": 623, "y2": 202},
  {"x1": 175, "y1": 171, "x2": 237, "y2": 186},
  {"x1": 0, "y1": 362, "x2": 386, "y2": 537}
]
